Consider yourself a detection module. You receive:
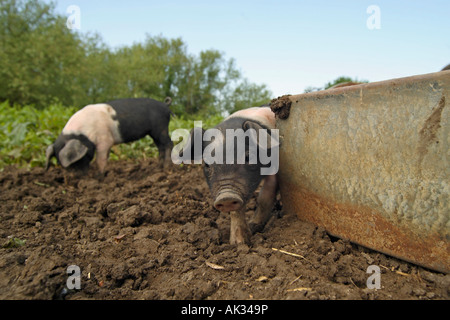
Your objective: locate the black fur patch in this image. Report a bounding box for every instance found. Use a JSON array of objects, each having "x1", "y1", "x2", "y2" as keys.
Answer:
[
  {"x1": 107, "y1": 98, "x2": 172, "y2": 144},
  {"x1": 53, "y1": 133, "x2": 96, "y2": 170}
]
